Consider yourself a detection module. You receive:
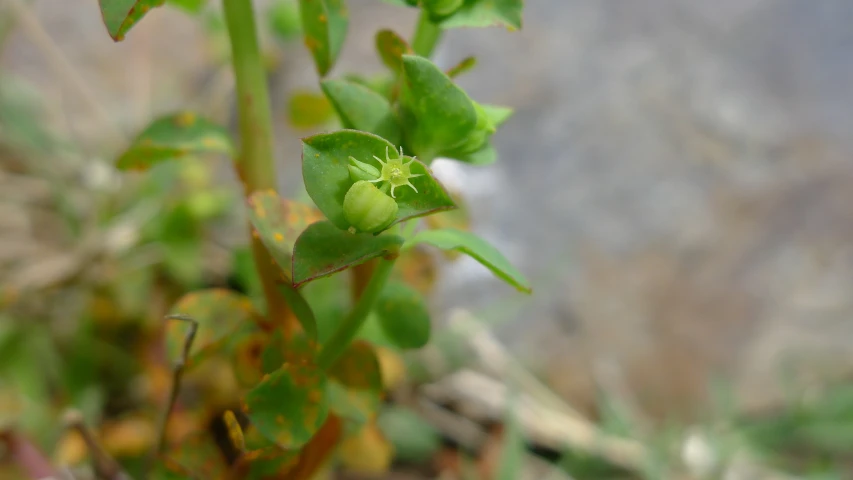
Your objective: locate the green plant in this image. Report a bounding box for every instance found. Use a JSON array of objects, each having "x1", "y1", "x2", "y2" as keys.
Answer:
[{"x1": 13, "y1": 0, "x2": 531, "y2": 478}]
